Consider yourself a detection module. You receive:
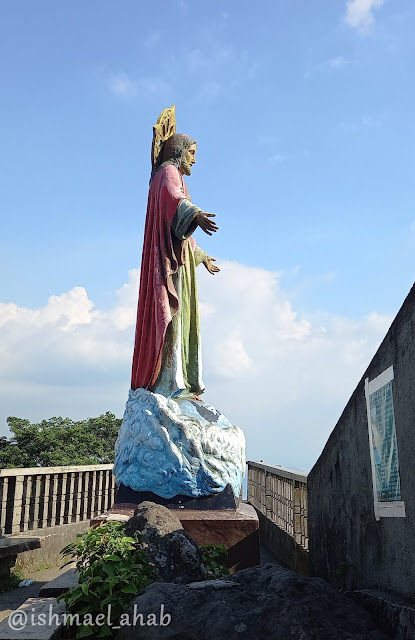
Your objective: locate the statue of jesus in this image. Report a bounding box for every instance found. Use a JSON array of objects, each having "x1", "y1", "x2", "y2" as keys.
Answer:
[{"x1": 114, "y1": 106, "x2": 245, "y2": 507}]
